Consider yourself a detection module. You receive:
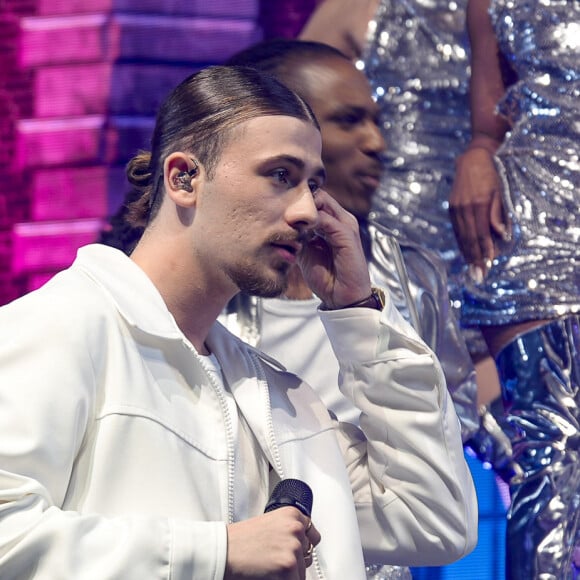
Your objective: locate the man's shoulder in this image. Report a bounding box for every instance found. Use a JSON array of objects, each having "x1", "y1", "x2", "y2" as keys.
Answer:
[{"x1": 0, "y1": 261, "x2": 116, "y2": 360}]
